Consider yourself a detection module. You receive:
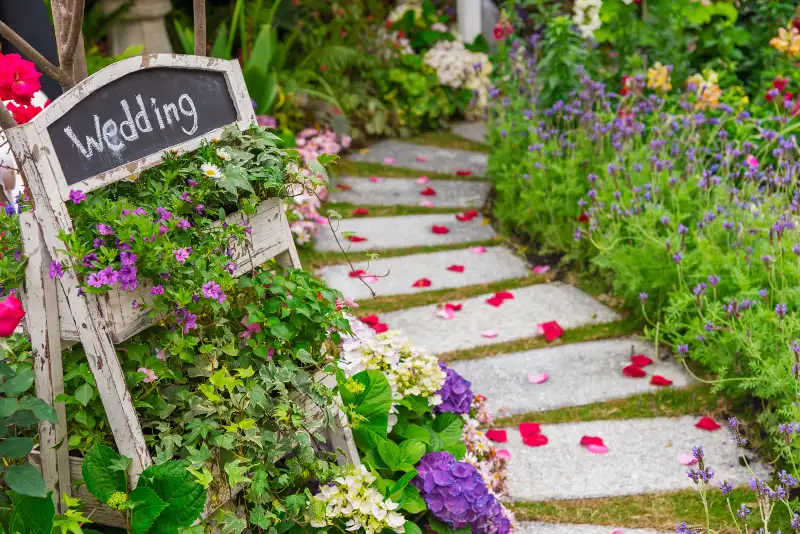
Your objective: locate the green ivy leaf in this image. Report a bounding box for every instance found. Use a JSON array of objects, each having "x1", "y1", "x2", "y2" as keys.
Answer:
[
  {"x1": 129, "y1": 486, "x2": 168, "y2": 534},
  {"x1": 139, "y1": 460, "x2": 207, "y2": 532},
  {"x1": 0, "y1": 437, "x2": 34, "y2": 459},
  {"x1": 82, "y1": 444, "x2": 127, "y2": 502},
  {"x1": 5, "y1": 464, "x2": 47, "y2": 498},
  {"x1": 9, "y1": 490, "x2": 54, "y2": 534}
]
